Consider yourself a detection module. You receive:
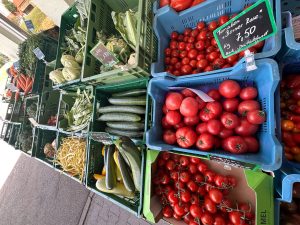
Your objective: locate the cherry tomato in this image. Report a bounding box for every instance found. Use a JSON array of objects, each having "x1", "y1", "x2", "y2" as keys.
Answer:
[
  {"x1": 214, "y1": 216, "x2": 226, "y2": 225},
  {"x1": 222, "y1": 98, "x2": 239, "y2": 113},
  {"x1": 209, "y1": 189, "x2": 223, "y2": 203},
  {"x1": 197, "y1": 21, "x2": 205, "y2": 30},
  {"x1": 182, "y1": 57, "x2": 190, "y2": 65},
  {"x1": 181, "y1": 190, "x2": 192, "y2": 203},
  {"x1": 163, "y1": 130, "x2": 177, "y2": 144},
  {"x1": 211, "y1": 38, "x2": 217, "y2": 46},
  {"x1": 166, "y1": 159, "x2": 176, "y2": 170},
  {"x1": 204, "y1": 196, "x2": 217, "y2": 213},
  {"x1": 207, "y1": 52, "x2": 219, "y2": 62},
  {"x1": 240, "y1": 87, "x2": 258, "y2": 100},
  {"x1": 170, "y1": 31, "x2": 179, "y2": 40},
  {"x1": 174, "y1": 62, "x2": 182, "y2": 70},
  {"x1": 178, "y1": 34, "x2": 184, "y2": 41},
  {"x1": 238, "y1": 100, "x2": 260, "y2": 115},
  {"x1": 197, "y1": 59, "x2": 209, "y2": 70},
  {"x1": 226, "y1": 54, "x2": 239, "y2": 64},
  {"x1": 161, "y1": 151, "x2": 171, "y2": 160},
  {"x1": 219, "y1": 127, "x2": 234, "y2": 139},
  {"x1": 173, "y1": 213, "x2": 182, "y2": 221},
  {"x1": 173, "y1": 202, "x2": 186, "y2": 216},
  {"x1": 219, "y1": 80, "x2": 241, "y2": 98},
  {"x1": 196, "y1": 122, "x2": 208, "y2": 134},
  {"x1": 180, "y1": 97, "x2": 199, "y2": 117},
  {"x1": 196, "y1": 133, "x2": 214, "y2": 151},
  {"x1": 181, "y1": 65, "x2": 193, "y2": 74},
  {"x1": 222, "y1": 136, "x2": 248, "y2": 154},
  {"x1": 162, "y1": 205, "x2": 173, "y2": 218},
  {"x1": 166, "y1": 110, "x2": 182, "y2": 125},
  {"x1": 195, "y1": 40, "x2": 205, "y2": 50},
  {"x1": 218, "y1": 15, "x2": 229, "y2": 25},
  {"x1": 165, "y1": 48, "x2": 172, "y2": 56},
  {"x1": 180, "y1": 50, "x2": 188, "y2": 58},
  {"x1": 207, "y1": 89, "x2": 221, "y2": 101},
  {"x1": 207, "y1": 119, "x2": 223, "y2": 135},
  {"x1": 206, "y1": 46, "x2": 216, "y2": 54},
  {"x1": 166, "y1": 92, "x2": 183, "y2": 110},
  {"x1": 201, "y1": 212, "x2": 214, "y2": 225},
  {"x1": 187, "y1": 50, "x2": 198, "y2": 60},
  {"x1": 168, "y1": 190, "x2": 179, "y2": 204},
  {"x1": 162, "y1": 116, "x2": 173, "y2": 129},
  {"x1": 173, "y1": 70, "x2": 181, "y2": 76},
  {"x1": 197, "y1": 54, "x2": 206, "y2": 60},
  {"x1": 180, "y1": 171, "x2": 191, "y2": 183},
  {"x1": 170, "y1": 40, "x2": 178, "y2": 49},
  {"x1": 198, "y1": 30, "x2": 208, "y2": 41},
  {"x1": 197, "y1": 163, "x2": 208, "y2": 173},
  {"x1": 194, "y1": 173, "x2": 204, "y2": 182},
  {"x1": 229, "y1": 211, "x2": 242, "y2": 225},
  {"x1": 190, "y1": 204, "x2": 203, "y2": 218},
  {"x1": 161, "y1": 173, "x2": 171, "y2": 185},
  {"x1": 180, "y1": 156, "x2": 190, "y2": 166},
  {"x1": 204, "y1": 66, "x2": 213, "y2": 72},
  {"x1": 190, "y1": 157, "x2": 201, "y2": 164},
  {"x1": 208, "y1": 21, "x2": 218, "y2": 31},
  {"x1": 239, "y1": 202, "x2": 254, "y2": 219},
  {"x1": 221, "y1": 112, "x2": 240, "y2": 129},
  {"x1": 188, "y1": 37, "x2": 196, "y2": 43},
  {"x1": 212, "y1": 58, "x2": 226, "y2": 69},
  {"x1": 190, "y1": 59, "x2": 198, "y2": 68},
  {"x1": 187, "y1": 180, "x2": 198, "y2": 192},
  {"x1": 214, "y1": 175, "x2": 229, "y2": 187},
  {"x1": 176, "y1": 127, "x2": 197, "y2": 148},
  {"x1": 184, "y1": 28, "x2": 193, "y2": 36},
  {"x1": 247, "y1": 110, "x2": 266, "y2": 124},
  {"x1": 170, "y1": 170, "x2": 179, "y2": 180}
]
